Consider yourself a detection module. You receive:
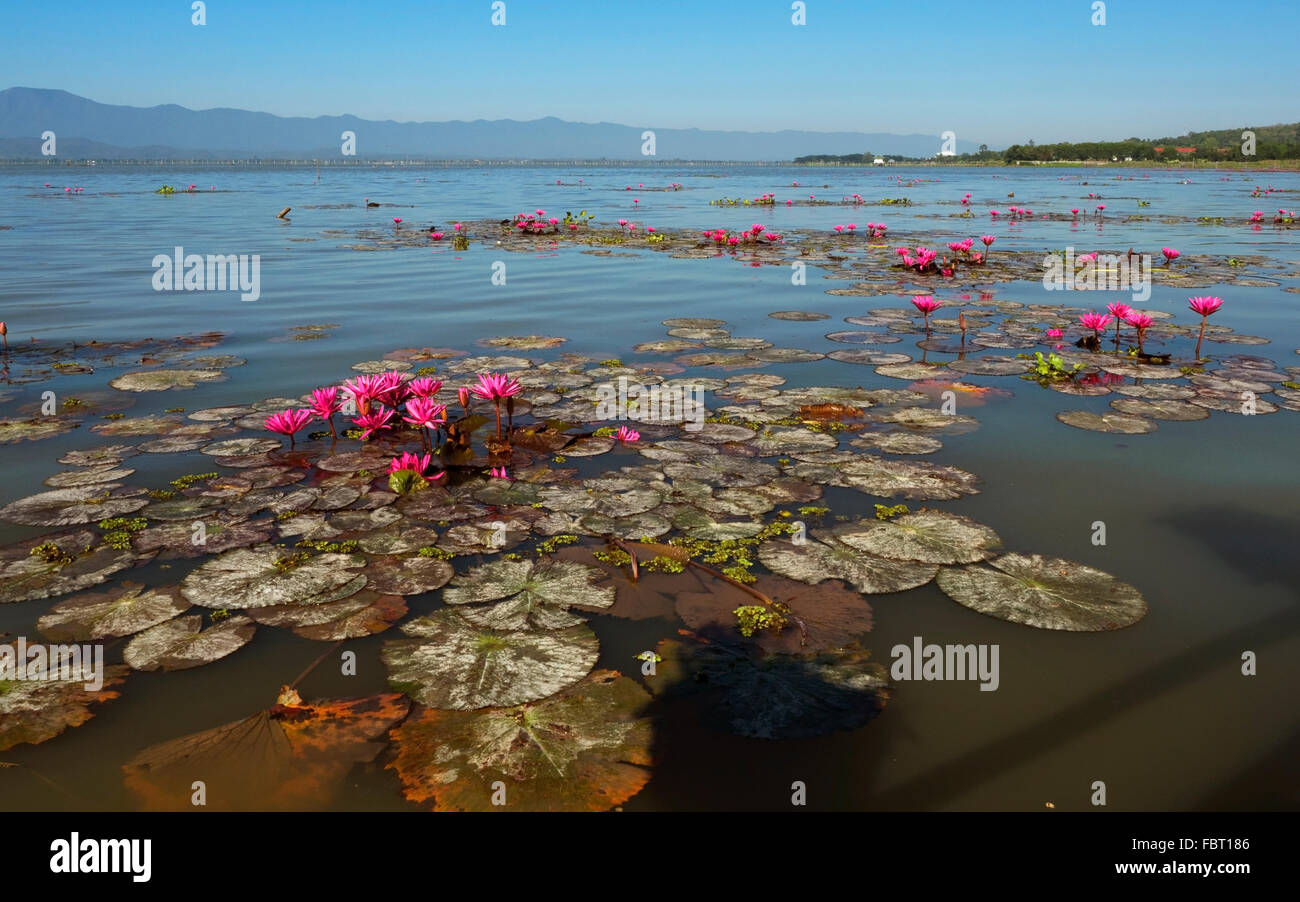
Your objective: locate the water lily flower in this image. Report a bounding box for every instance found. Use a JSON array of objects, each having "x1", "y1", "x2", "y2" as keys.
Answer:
[
  {"x1": 1079, "y1": 311, "x2": 1114, "y2": 342},
  {"x1": 911, "y1": 295, "x2": 941, "y2": 334},
  {"x1": 979, "y1": 235, "x2": 995, "y2": 260},
  {"x1": 406, "y1": 377, "x2": 443, "y2": 399},
  {"x1": 1071, "y1": 208, "x2": 1080, "y2": 216},
  {"x1": 353, "y1": 405, "x2": 395, "y2": 440},
  {"x1": 372, "y1": 371, "x2": 409, "y2": 407},
  {"x1": 469, "y1": 372, "x2": 523, "y2": 438},
  {"x1": 490, "y1": 466, "x2": 511, "y2": 480},
  {"x1": 403, "y1": 396, "x2": 448, "y2": 448},
  {"x1": 1188, "y1": 296, "x2": 1223, "y2": 358},
  {"x1": 1106, "y1": 302, "x2": 1133, "y2": 342},
  {"x1": 614, "y1": 425, "x2": 640, "y2": 443},
  {"x1": 343, "y1": 374, "x2": 383, "y2": 415},
  {"x1": 1124, "y1": 311, "x2": 1154, "y2": 354},
  {"x1": 0, "y1": 320, "x2": 6, "y2": 352},
  {"x1": 265, "y1": 408, "x2": 314, "y2": 448},
  {"x1": 308, "y1": 387, "x2": 343, "y2": 437},
  {"x1": 430, "y1": 231, "x2": 444, "y2": 240},
  {"x1": 1161, "y1": 247, "x2": 1180, "y2": 266},
  {"x1": 457, "y1": 386, "x2": 471, "y2": 416},
  {"x1": 393, "y1": 217, "x2": 403, "y2": 225},
  {"x1": 1046, "y1": 328, "x2": 1064, "y2": 340},
  {"x1": 388, "y1": 451, "x2": 433, "y2": 475}
]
